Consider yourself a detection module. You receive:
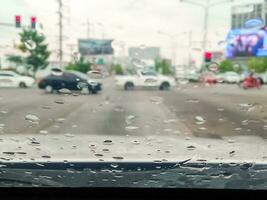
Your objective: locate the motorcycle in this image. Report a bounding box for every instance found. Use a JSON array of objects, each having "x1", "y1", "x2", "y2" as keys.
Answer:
[{"x1": 240, "y1": 76, "x2": 262, "y2": 89}]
